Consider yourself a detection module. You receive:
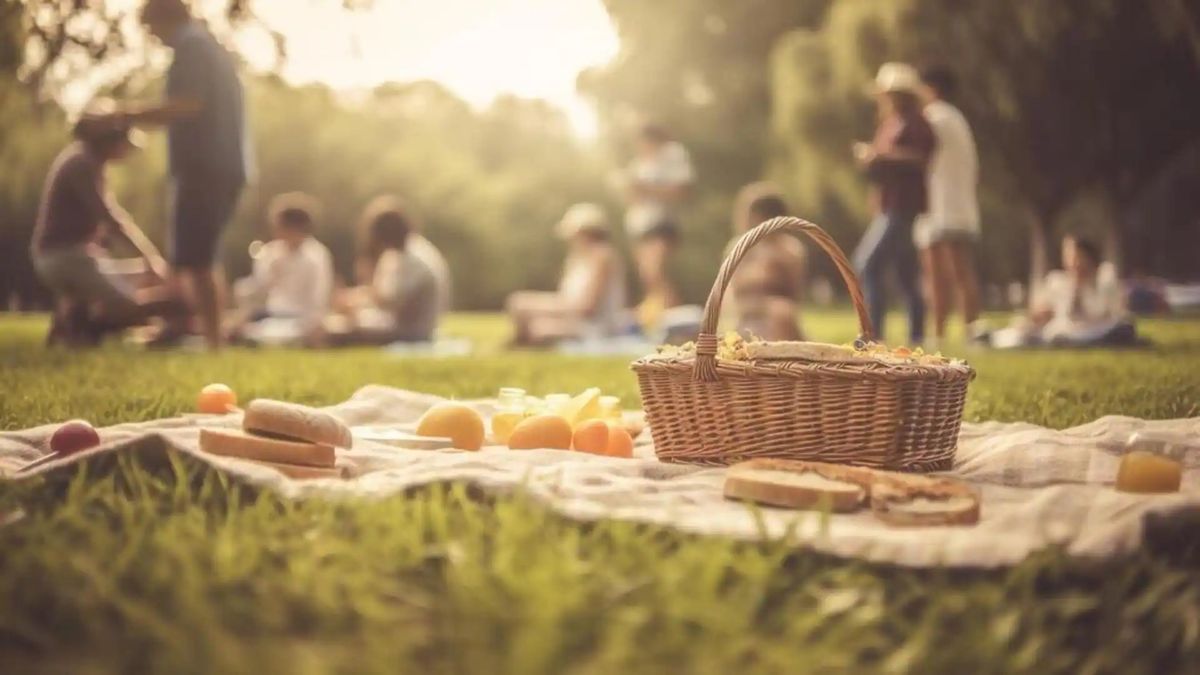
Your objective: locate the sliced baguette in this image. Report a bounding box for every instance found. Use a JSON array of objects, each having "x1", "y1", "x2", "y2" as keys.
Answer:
[
  {"x1": 199, "y1": 427, "x2": 336, "y2": 468},
  {"x1": 742, "y1": 341, "x2": 872, "y2": 363},
  {"x1": 724, "y1": 459, "x2": 873, "y2": 512},
  {"x1": 870, "y1": 474, "x2": 980, "y2": 526},
  {"x1": 242, "y1": 399, "x2": 353, "y2": 449}
]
